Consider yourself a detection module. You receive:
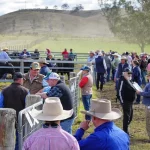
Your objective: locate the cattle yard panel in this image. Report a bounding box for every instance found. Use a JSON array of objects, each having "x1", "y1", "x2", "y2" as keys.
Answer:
[{"x1": 18, "y1": 74, "x2": 81, "y2": 149}]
